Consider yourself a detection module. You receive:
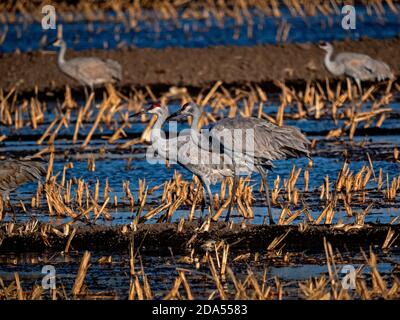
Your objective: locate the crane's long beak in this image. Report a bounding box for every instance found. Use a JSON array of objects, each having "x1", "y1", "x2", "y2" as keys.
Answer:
[
  {"x1": 129, "y1": 111, "x2": 144, "y2": 119},
  {"x1": 44, "y1": 38, "x2": 62, "y2": 50},
  {"x1": 166, "y1": 111, "x2": 186, "y2": 121}
]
